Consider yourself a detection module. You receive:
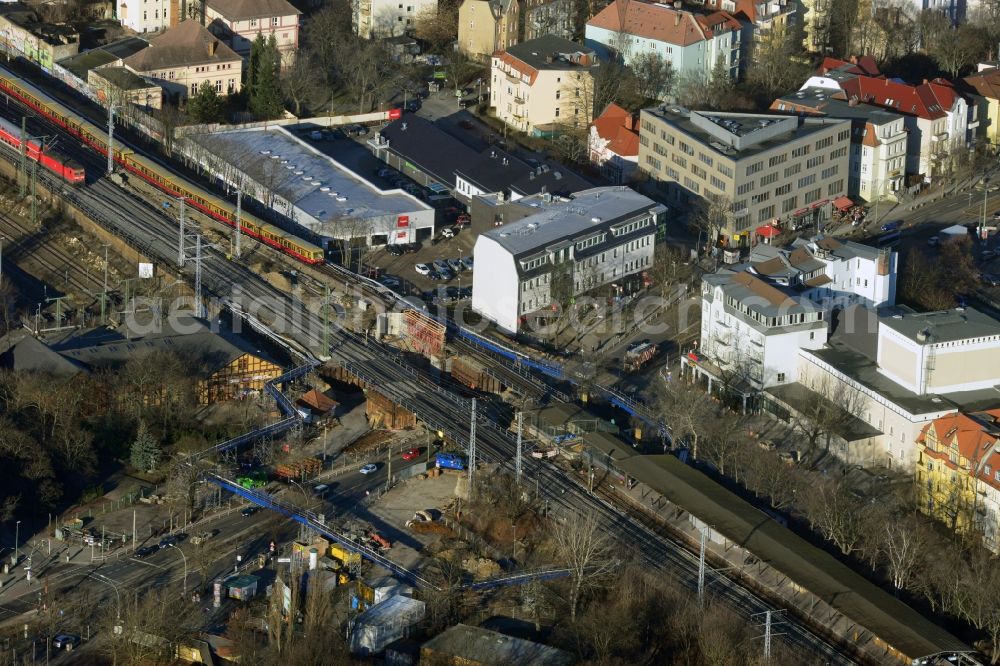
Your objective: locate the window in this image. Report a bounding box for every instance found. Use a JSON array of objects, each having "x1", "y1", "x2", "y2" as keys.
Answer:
[
  {"x1": 806, "y1": 155, "x2": 825, "y2": 169},
  {"x1": 717, "y1": 163, "x2": 733, "y2": 177},
  {"x1": 815, "y1": 136, "x2": 833, "y2": 150},
  {"x1": 250, "y1": 18, "x2": 258, "y2": 26},
  {"x1": 792, "y1": 145, "x2": 810, "y2": 158},
  {"x1": 272, "y1": 16, "x2": 280, "y2": 25},
  {"x1": 671, "y1": 154, "x2": 687, "y2": 168},
  {"x1": 821, "y1": 165, "x2": 838, "y2": 179},
  {"x1": 645, "y1": 155, "x2": 661, "y2": 170},
  {"x1": 760, "y1": 172, "x2": 778, "y2": 186},
  {"x1": 710, "y1": 175, "x2": 726, "y2": 191},
  {"x1": 804, "y1": 187, "x2": 822, "y2": 203},
  {"x1": 736, "y1": 181, "x2": 754, "y2": 195},
  {"x1": 751, "y1": 192, "x2": 770, "y2": 204},
  {"x1": 797, "y1": 174, "x2": 816, "y2": 188},
  {"x1": 555, "y1": 90, "x2": 560, "y2": 99},
  {"x1": 683, "y1": 177, "x2": 700, "y2": 193},
  {"x1": 190, "y1": 83, "x2": 198, "y2": 95},
  {"x1": 746, "y1": 161, "x2": 764, "y2": 175},
  {"x1": 699, "y1": 153, "x2": 714, "y2": 167},
  {"x1": 768, "y1": 153, "x2": 787, "y2": 167},
  {"x1": 777, "y1": 372, "x2": 786, "y2": 382},
  {"x1": 781, "y1": 196, "x2": 797, "y2": 213},
  {"x1": 831, "y1": 146, "x2": 847, "y2": 159},
  {"x1": 784, "y1": 163, "x2": 801, "y2": 178},
  {"x1": 215, "y1": 80, "x2": 222, "y2": 92},
  {"x1": 691, "y1": 165, "x2": 707, "y2": 179},
  {"x1": 554, "y1": 108, "x2": 559, "y2": 117},
  {"x1": 775, "y1": 183, "x2": 791, "y2": 196}
]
